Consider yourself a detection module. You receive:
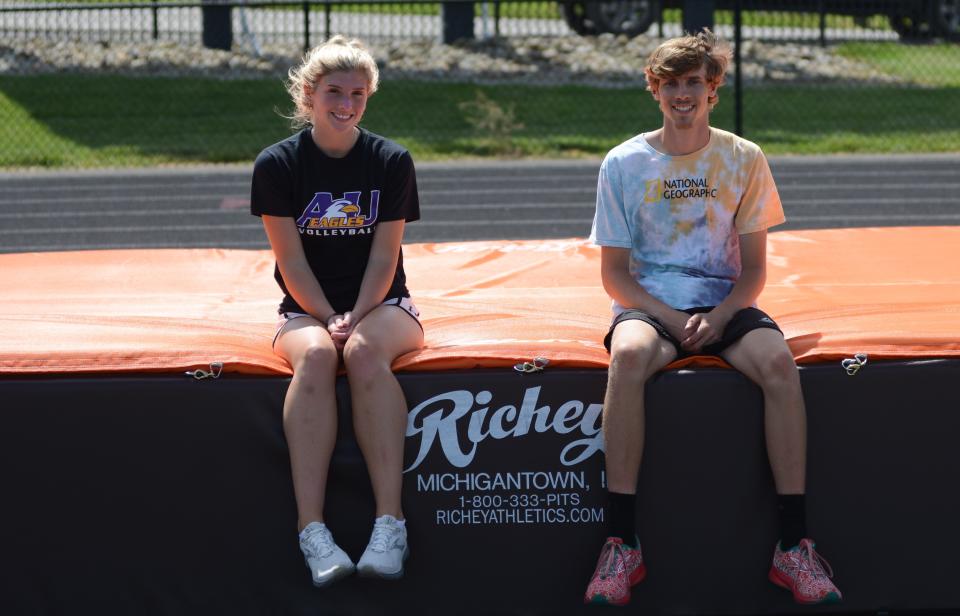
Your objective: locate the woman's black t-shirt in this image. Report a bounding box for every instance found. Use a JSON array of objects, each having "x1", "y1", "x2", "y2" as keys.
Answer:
[{"x1": 250, "y1": 128, "x2": 420, "y2": 314}]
